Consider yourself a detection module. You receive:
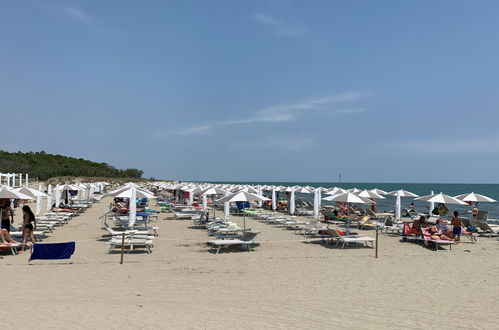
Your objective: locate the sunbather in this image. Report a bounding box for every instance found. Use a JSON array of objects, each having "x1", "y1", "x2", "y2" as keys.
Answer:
[
  {"x1": 51, "y1": 204, "x2": 78, "y2": 213},
  {"x1": 0, "y1": 228, "x2": 17, "y2": 245},
  {"x1": 423, "y1": 226, "x2": 452, "y2": 241}
]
